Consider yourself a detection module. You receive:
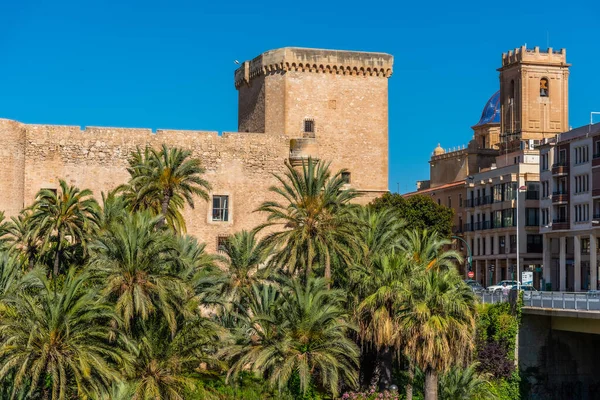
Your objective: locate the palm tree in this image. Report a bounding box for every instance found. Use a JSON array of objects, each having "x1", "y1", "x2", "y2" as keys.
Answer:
[
  {"x1": 220, "y1": 230, "x2": 271, "y2": 308},
  {"x1": 0, "y1": 211, "x2": 11, "y2": 251},
  {"x1": 89, "y1": 212, "x2": 187, "y2": 336},
  {"x1": 439, "y1": 363, "x2": 497, "y2": 400},
  {"x1": 129, "y1": 145, "x2": 211, "y2": 231},
  {"x1": 29, "y1": 180, "x2": 100, "y2": 276},
  {"x1": 256, "y1": 158, "x2": 359, "y2": 284},
  {"x1": 127, "y1": 316, "x2": 224, "y2": 400},
  {"x1": 0, "y1": 269, "x2": 128, "y2": 399},
  {"x1": 399, "y1": 229, "x2": 463, "y2": 272},
  {"x1": 350, "y1": 254, "x2": 412, "y2": 391},
  {"x1": 224, "y1": 277, "x2": 359, "y2": 398},
  {"x1": 398, "y1": 268, "x2": 477, "y2": 400},
  {"x1": 5, "y1": 211, "x2": 42, "y2": 270}
]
